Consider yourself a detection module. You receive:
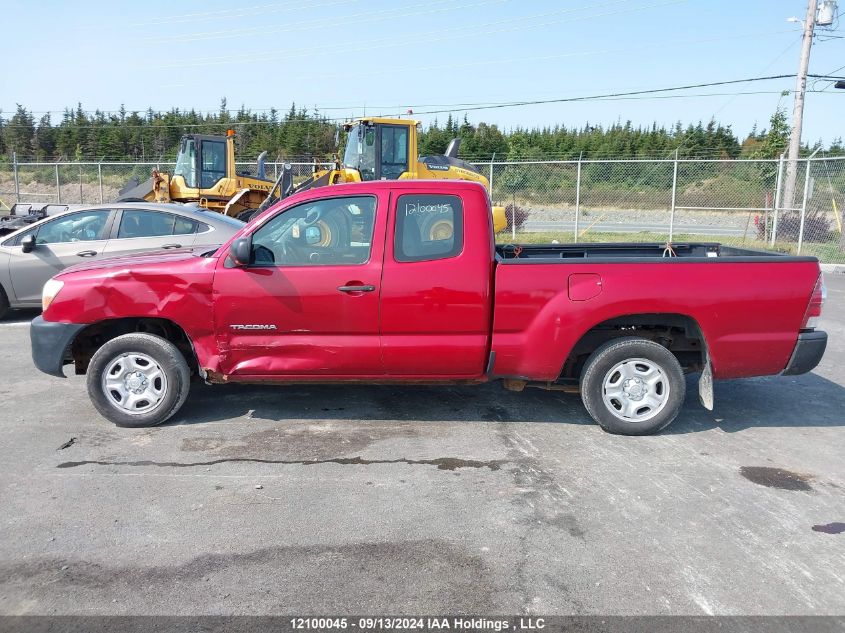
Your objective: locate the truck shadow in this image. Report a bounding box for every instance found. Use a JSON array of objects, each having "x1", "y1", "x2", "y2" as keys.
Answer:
[
  {"x1": 667, "y1": 372, "x2": 845, "y2": 434},
  {"x1": 173, "y1": 371, "x2": 845, "y2": 434}
]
